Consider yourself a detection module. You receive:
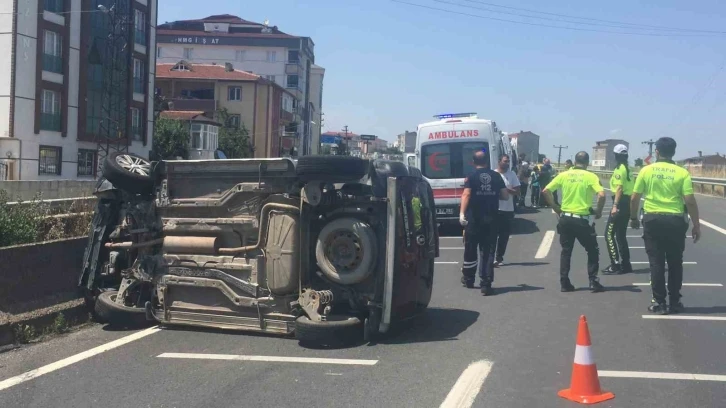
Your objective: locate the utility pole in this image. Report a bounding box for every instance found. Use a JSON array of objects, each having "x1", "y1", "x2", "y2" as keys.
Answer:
[
  {"x1": 342, "y1": 125, "x2": 349, "y2": 155},
  {"x1": 642, "y1": 139, "x2": 655, "y2": 157},
  {"x1": 553, "y1": 145, "x2": 568, "y2": 166}
]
